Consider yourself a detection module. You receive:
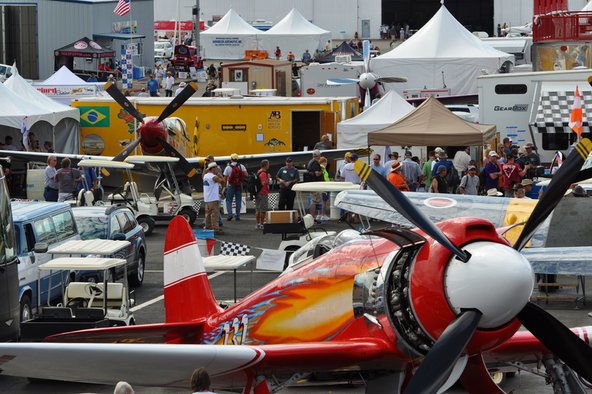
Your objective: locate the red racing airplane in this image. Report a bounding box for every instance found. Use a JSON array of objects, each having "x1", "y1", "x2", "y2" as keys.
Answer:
[{"x1": 1, "y1": 140, "x2": 592, "y2": 393}]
